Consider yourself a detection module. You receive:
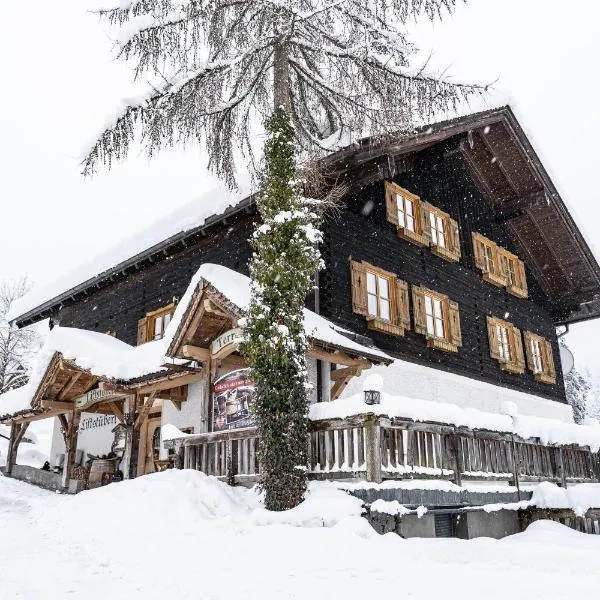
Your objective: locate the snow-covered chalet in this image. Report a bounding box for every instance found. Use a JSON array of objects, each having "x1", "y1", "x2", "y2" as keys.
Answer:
[{"x1": 3, "y1": 106, "x2": 600, "y2": 538}]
